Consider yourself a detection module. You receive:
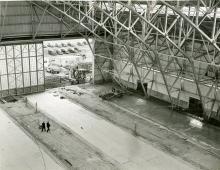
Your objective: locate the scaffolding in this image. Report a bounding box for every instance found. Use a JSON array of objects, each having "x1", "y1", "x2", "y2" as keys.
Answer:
[{"x1": 1, "y1": 1, "x2": 220, "y2": 119}]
